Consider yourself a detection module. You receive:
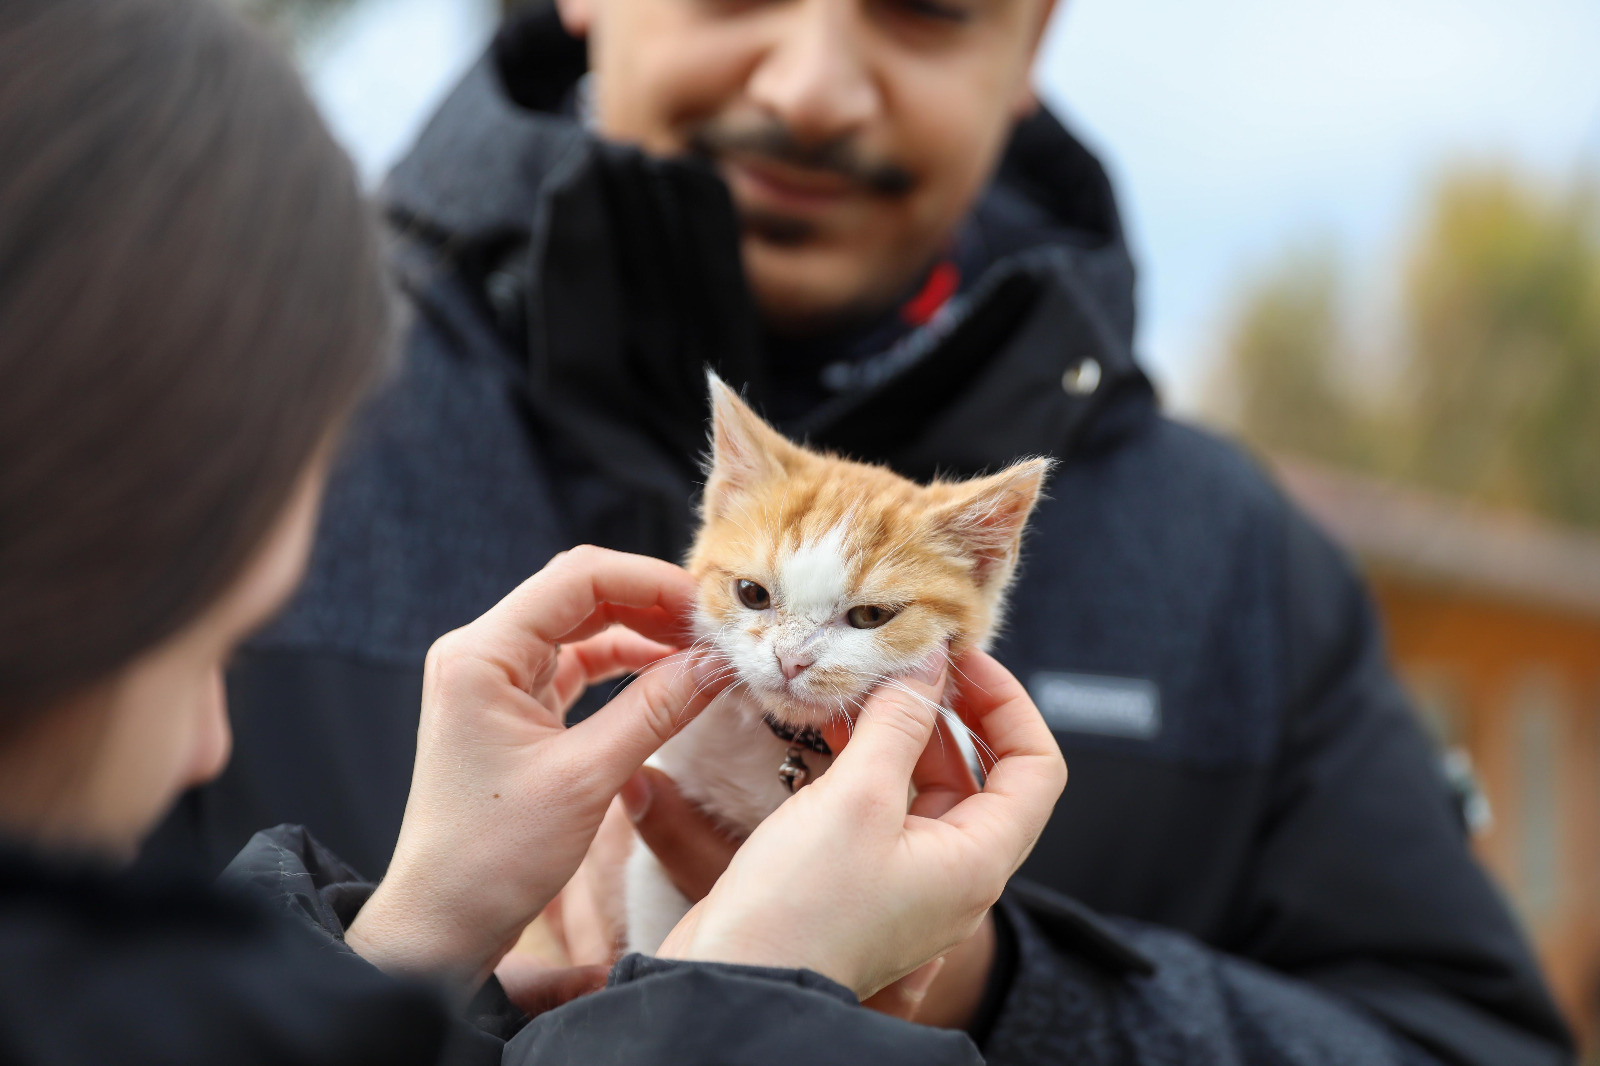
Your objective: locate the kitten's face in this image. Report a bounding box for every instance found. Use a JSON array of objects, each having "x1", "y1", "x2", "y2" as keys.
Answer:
[{"x1": 687, "y1": 376, "x2": 1047, "y2": 729}]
